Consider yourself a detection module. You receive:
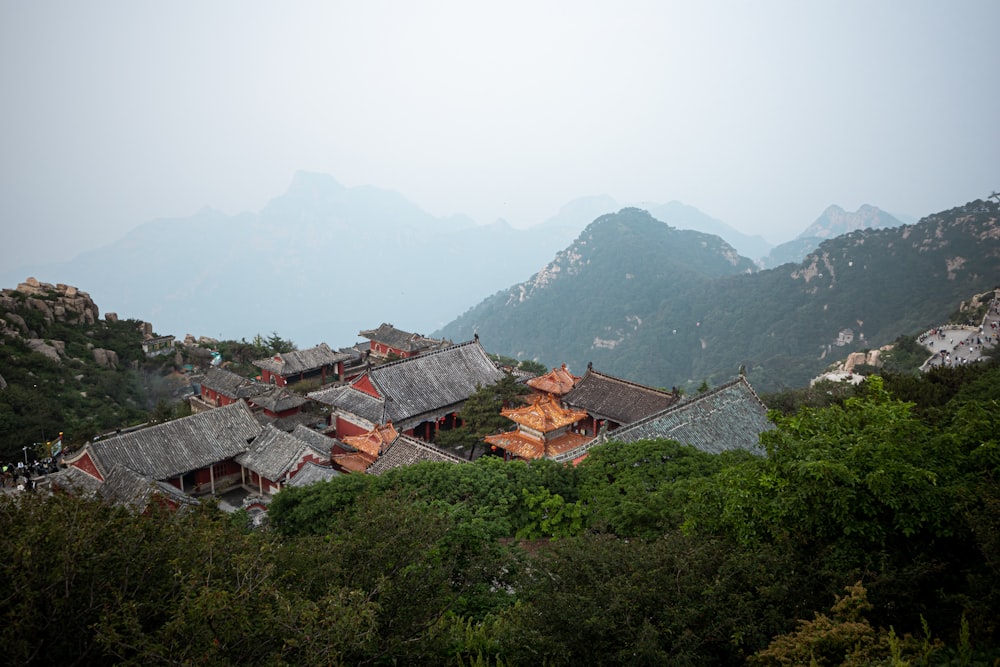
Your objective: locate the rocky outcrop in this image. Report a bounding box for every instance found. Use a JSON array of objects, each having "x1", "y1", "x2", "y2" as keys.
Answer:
[
  {"x1": 183, "y1": 333, "x2": 220, "y2": 347},
  {"x1": 812, "y1": 347, "x2": 887, "y2": 386},
  {"x1": 27, "y1": 339, "x2": 65, "y2": 363},
  {"x1": 843, "y1": 350, "x2": 881, "y2": 373},
  {"x1": 92, "y1": 348, "x2": 119, "y2": 369},
  {"x1": 2, "y1": 312, "x2": 29, "y2": 336},
  {"x1": 0, "y1": 278, "x2": 156, "y2": 371},
  {"x1": 4, "y1": 278, "x2": 100, "y2": 326}
]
